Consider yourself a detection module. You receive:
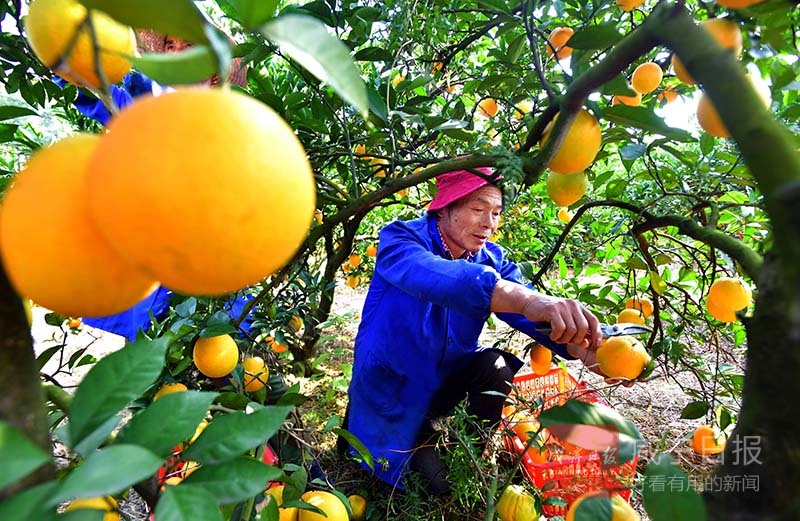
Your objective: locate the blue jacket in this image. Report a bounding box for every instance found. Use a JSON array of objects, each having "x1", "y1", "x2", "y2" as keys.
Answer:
[{"x1": 346, "y1": 214, "x2": 573, "y2": 487}]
